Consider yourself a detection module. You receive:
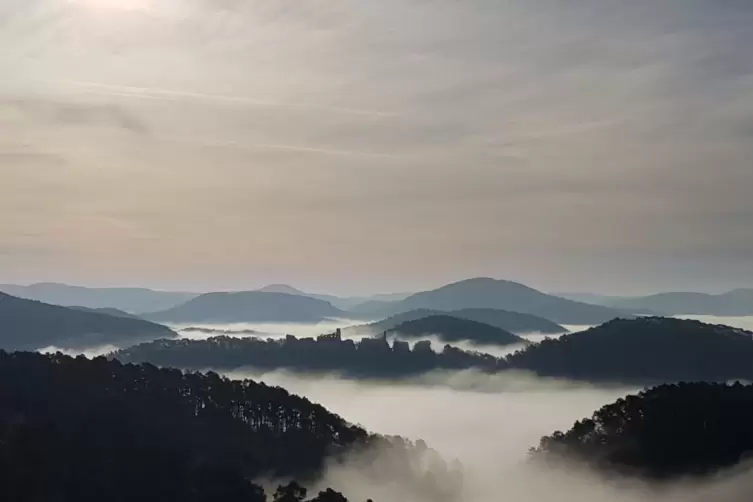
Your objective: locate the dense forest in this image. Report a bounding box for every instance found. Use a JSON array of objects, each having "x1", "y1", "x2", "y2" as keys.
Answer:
[
  {"x1": 506, "y1": 317, "x2": 753, "y2": 384},
  {"x1": 0, "y1": 350, "x2": 460, "y2": 502},
  {"x1": 0, "y1": 292, "x2": 177, "y2": 351},
  {"x1": 114, "y1": 330, "x2": 502, "y2": 378},
  {"x1": 344, "y1": 308, "x2": 566, "y2": 335},
  {"x1": 532, "y1": 382, "x2": 753, "y2": 479},
  {"x1": 116, "y1": 318, "x2": 753, "y2": 385},
  {"x1": 386, "y1": 315, "x2": 525, "y2": 346}
]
